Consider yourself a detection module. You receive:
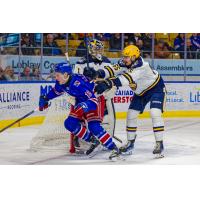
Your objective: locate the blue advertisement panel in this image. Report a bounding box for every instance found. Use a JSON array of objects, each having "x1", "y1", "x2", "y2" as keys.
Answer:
[
  {"x1": 1, "y1": 55, "x2": 200, "y2": 75},
  {"x1": 1, "y1": 82, "x2": 200, "y2": 121},
  {"x1": 152, "y1": 59, "x2": 200, "y2": 75}
]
